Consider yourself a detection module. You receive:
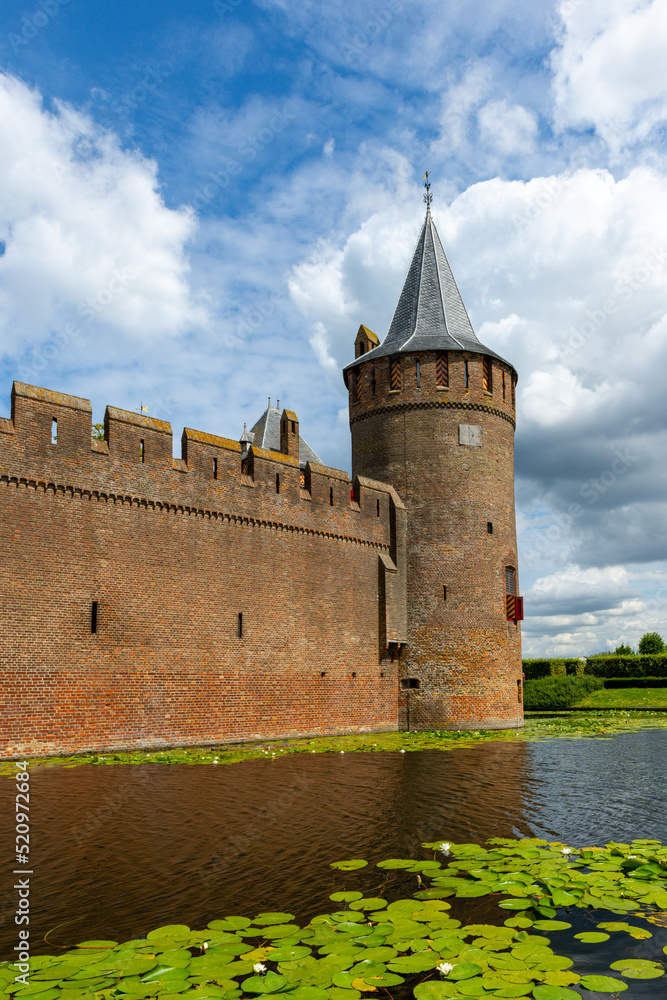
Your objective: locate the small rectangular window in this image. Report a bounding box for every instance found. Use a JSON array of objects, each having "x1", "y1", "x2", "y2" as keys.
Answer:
[
  {"x1": 376, "y1": 498, "x2": 380, "y2": 516},
  {"x1": 355, "y1": 369, "x2": 362, "y2": 403},
  {"x1": 502, "y1": 371, "x2": 506, "y2": 400},
  {"x1": 517, "y1": 679, "x2": 523, "y2": 703},
  {"x1": 321, "y1": 671, "x2": 326, "y2": 677},
  {"x1": 371, "y1": 367, "x2": 376, "y2": 396},
  {"x1": 352, "y1": 671, "x2": 356, "y2": 678},
  {"x1": 51, "y1": 418, "x2": 57, "y2": 445},
  {"x1": 483, "y1": 356, "x2": 492, "y2": 393},
  {"x1": 140, "y1": 439, "x2": 145, "y2": 463},
  {"x1": 464, "y1": 360, "x2": 469, "y2": 389},
  {"x1": 506, "y1": 567, "x2": 516, "y2": 595},
  {"x1": 329, "y1": 486, "x2": 334, "y2": 505},
  {"x1": 276, "y1": 473, "x2": 280, "y2": 493},
  {"x1": 401, "y1": 678, "x2": 420, "y2": 690},
  {"x1": 416, "y1": 360, "x2": 421, "y2": 387},
  {"x1": 237, "y1": 612, "x2": 243, "y2": 638},
  {"x1": 91, "y1": 601, "x2": 98, "y2": 634},
  {"x1": 511, "y1": 376, "x2": 516, "y2": 408},
  {"x1": 291, "y1": 420, "x2": 295, "y2": 433},
  {"x1": 487, "y1": 521, "x2": 493, "y2": 534},
  {"x1": 443, "y1": 586, "x2": 447, "y2": 600},
  {"x1": 213, "y1": 457, "x2": 218, "y2": 479},
  {"x1": 436, "y1": 352, "x2": 449, "y2": 388},
  {"x1": 390, "y1": 356, "x2": 401, "y2": 391}
]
